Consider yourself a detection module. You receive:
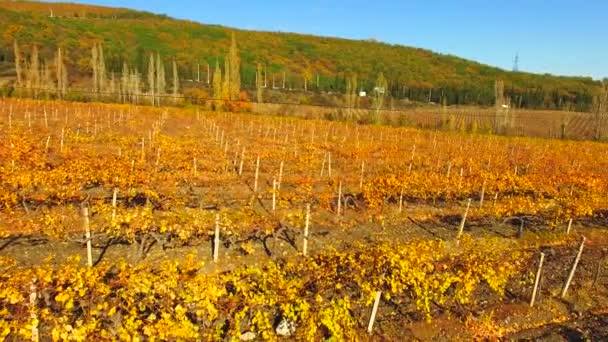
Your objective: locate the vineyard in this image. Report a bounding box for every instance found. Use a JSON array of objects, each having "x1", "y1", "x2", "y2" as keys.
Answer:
[{"x1": 1, "y1": 98, "x2": 607, "y2": 340}]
